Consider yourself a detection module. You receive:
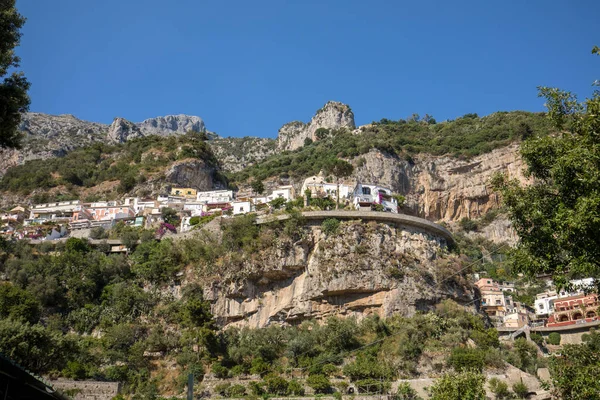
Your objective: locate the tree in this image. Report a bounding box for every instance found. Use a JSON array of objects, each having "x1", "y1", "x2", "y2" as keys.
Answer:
[
  {"x1": 315, "y1": 127, "x2": 330, "y2": 140},
  {"x1": 549, "y1": 329, "x2": 600, "y2": 399},
  {"x1": 324, "y1": 158, "x2": 354, "y2": 209},
  {"x1": 0, "y1": 1, "x2": 30, "y2": 149},
  {"x1": 492, "y1": 49, "x2": 600, "y2": 289},
  {"x1": 429, "y1": 371, "x2": 486, "y2": 400},
  {"x1": 251, "y1": 179, "x2": 264, "y2": 196}
]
